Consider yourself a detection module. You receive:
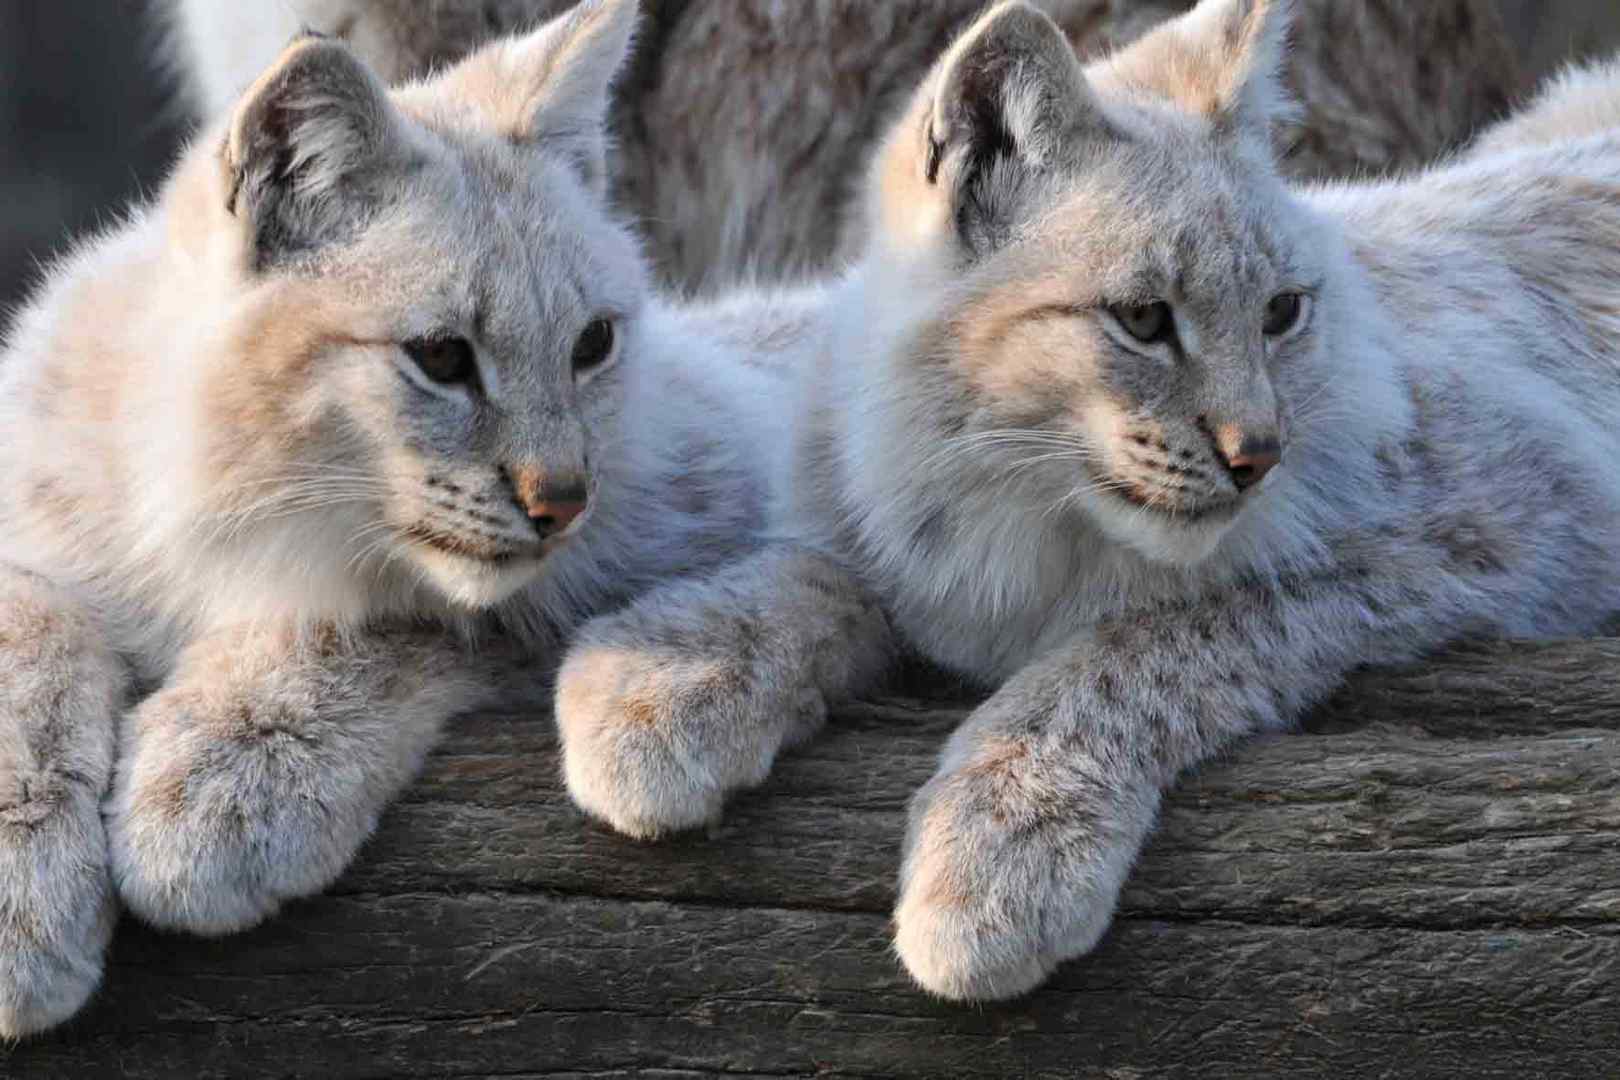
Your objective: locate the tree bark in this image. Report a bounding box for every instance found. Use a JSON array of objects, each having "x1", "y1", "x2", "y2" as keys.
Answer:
[{"x1": 6, "y1": 640, "x2": 1618, "y2": 1078}]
